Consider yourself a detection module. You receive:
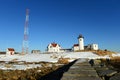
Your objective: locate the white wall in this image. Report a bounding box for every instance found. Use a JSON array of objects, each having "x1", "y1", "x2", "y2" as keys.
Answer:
[
  {"x1": 6, "y1": 49, "x2": 15, "y2": 55},
  {"x1": 73, "y1": 46, "x2": 79, "y2": 51},
  {"x1": 47, "y1": 44, "x2": 61, "y2": 52},
  {"x1": 92, "y1": 44, "x2": 98, "y2": 50},
  {"x1": 87, "y1": 44, "x2": 98, "y2": 50},
  {"x1": 31, "y1": 50, "x2": 40, "y2": 53},
  {"x1": 78, "y1": 38, "x2": 84, "y2": 50}
]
